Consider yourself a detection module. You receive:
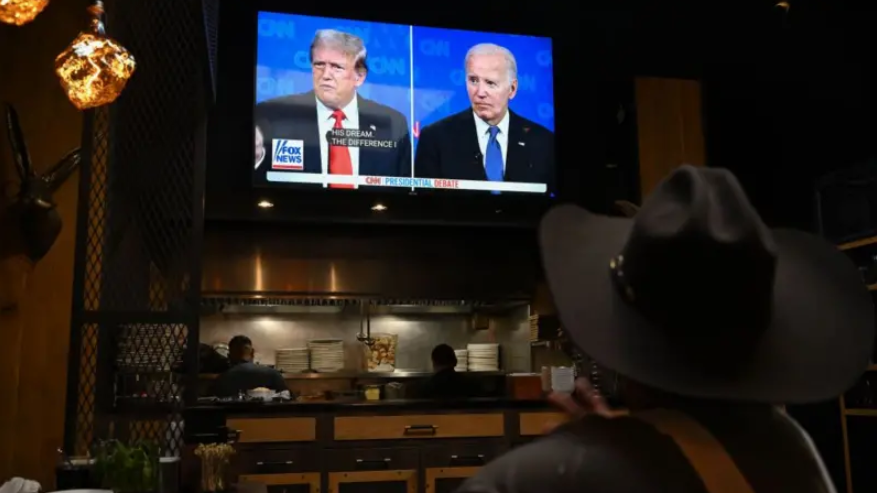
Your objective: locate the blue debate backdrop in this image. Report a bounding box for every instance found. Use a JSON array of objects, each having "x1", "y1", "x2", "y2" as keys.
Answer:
[
  {"x1": 411, "y1": 26, "x2": 554, "y2": 144},
  {"x1": 256, "y1": 11, "x2": 555, "y2": 156},
  {"x1": 256, "y1": 12, "x2": 412, "y2": 119}
]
